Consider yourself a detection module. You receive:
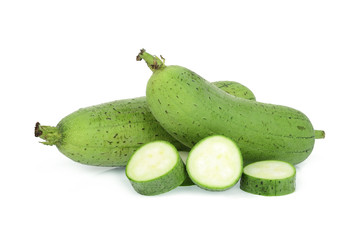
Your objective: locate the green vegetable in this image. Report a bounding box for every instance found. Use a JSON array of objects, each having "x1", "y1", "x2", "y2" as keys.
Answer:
[
  {"x1": 138, "y1": 49, "x2": 325, "y2": 166},
  {"x1": 178, "y1": 151, "x2": 194, "y2": 186},
  {"x1": 215, "y1": 80, "x2": 256, "y2": 100},
  {"x1": 240, "y1": 160, "x2": 296, "y2": 196},
  {"x1": 186, "y1": 135, "x2": 243, "y2": 191},
  {"x1": 125, "y1": 141, "x2": 186, "y2": 196},
  {"x1": 35, "y1": 81, "x2": 255, "y2": 167}
]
